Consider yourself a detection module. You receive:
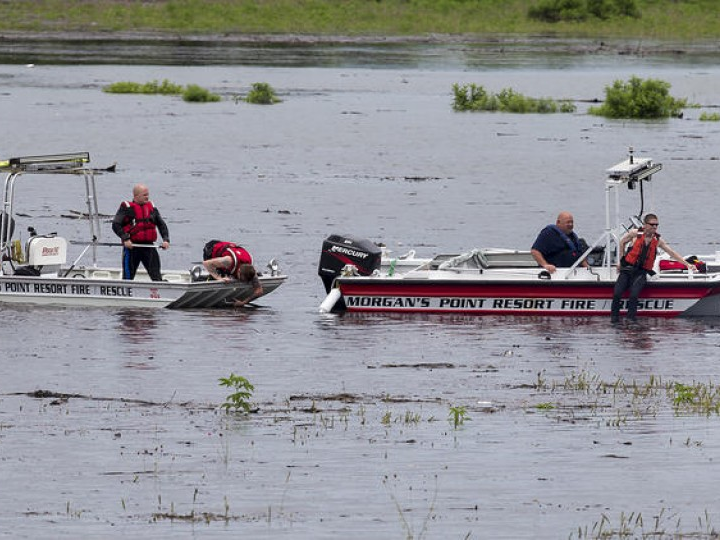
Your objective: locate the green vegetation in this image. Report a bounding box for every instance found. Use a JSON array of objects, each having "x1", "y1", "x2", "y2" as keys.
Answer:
[
  {"x1": 452, "y1": 83, "x2": 576, "y2": 114},
  {"x1": 672, "y1": 382, "x2": 720, "y2": 415},
  {"x1": 103, "y1": 79, "x2": 184, "y2": 95},
  {"x1": 104, "y1": 79, "x2": 220, "y2": 102},
  {"x1": 534, "y1": 402, "x2": 555, "y2": 410},
  {"x1": 572, "y1": 509, "x2": 716, "y2": 539},
  {"x1": 448, "y1": 405, "x2": 469, "y2": 428},
  {"x1": 243, "y1": 82, "x2": 281, "y2": 105},
  {"x1": 529, "y1": 0, "x2": 640, "y2": 23},
  {"x1": 182, "y1": 84, "x2": 221, "y2": 102},
  {"x1": 700, "y1": 112, "x2": 720, "y2": 121},
  {"x1": 219, "y1": 373, "x2": 254, "y2": 414},
  {"x1": 535, "y1": 368, "x2": 720, "y2": 418},
  {"x1": 0, "y1": 1, "x2": 719, "y2": 41},
  {"x1": 588, "y1": 76, "x2": 687, "y2": 119}
]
